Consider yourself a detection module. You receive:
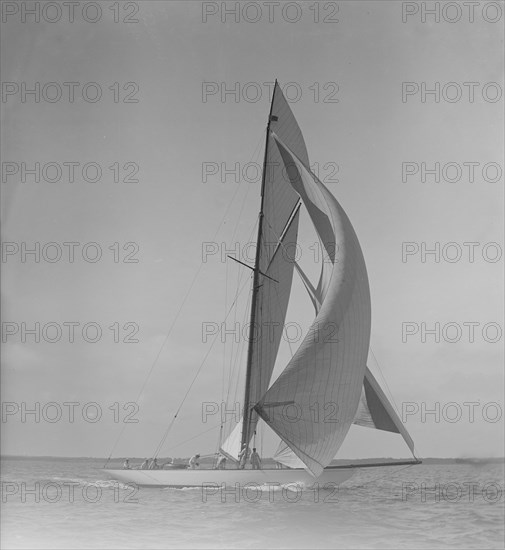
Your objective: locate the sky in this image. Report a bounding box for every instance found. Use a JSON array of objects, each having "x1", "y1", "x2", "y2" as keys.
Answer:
[{"x1": 1, "y1": 0, "x2": 503, "y2": 460}]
